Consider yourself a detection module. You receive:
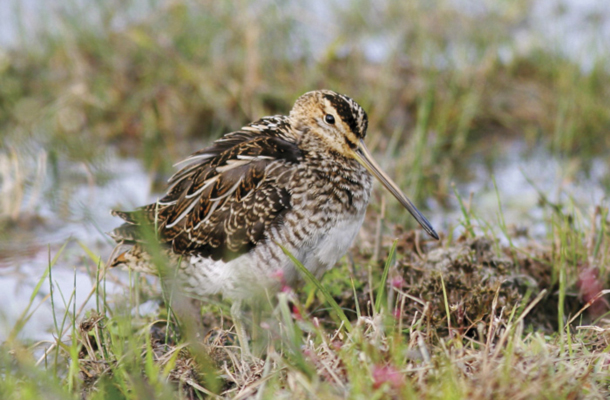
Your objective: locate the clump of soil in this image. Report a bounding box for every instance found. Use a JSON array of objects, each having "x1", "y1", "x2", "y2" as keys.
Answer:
[
  {"x1": 331, "y1": 231, "x2": 567, "y2": 338},
  {"x1": 397, "y1": 235, "x2": 550, "y2": 337}
]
